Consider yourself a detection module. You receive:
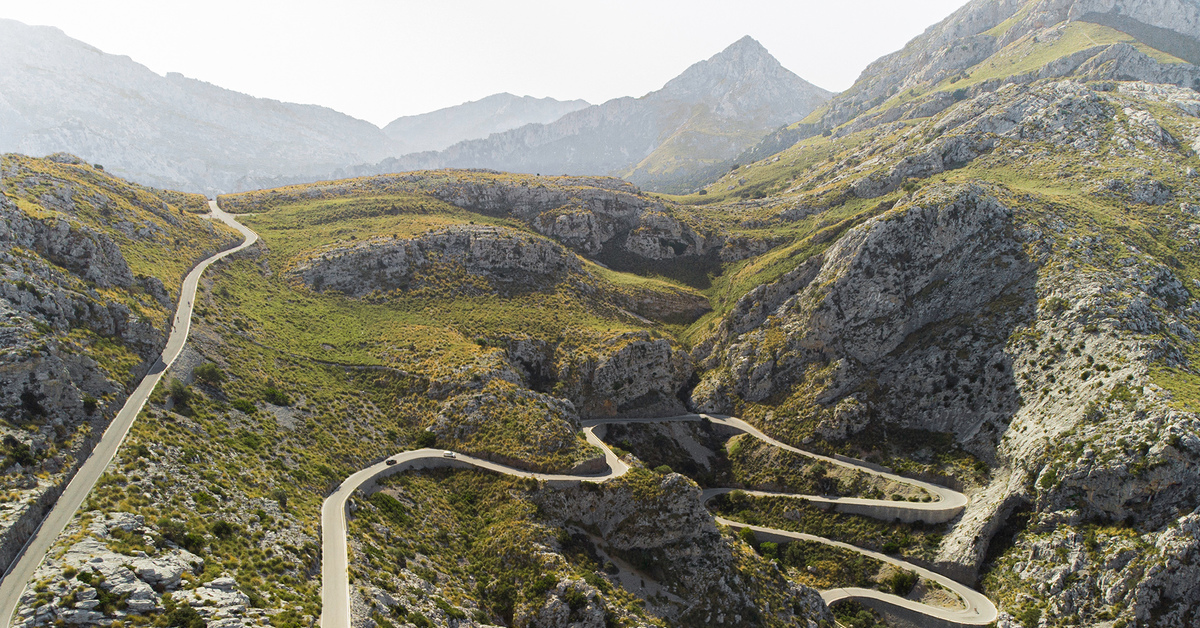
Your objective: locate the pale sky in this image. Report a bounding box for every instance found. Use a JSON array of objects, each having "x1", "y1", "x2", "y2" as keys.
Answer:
[{"x1": 0, "y1": 0, "x2": 971, "y2": 127}]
